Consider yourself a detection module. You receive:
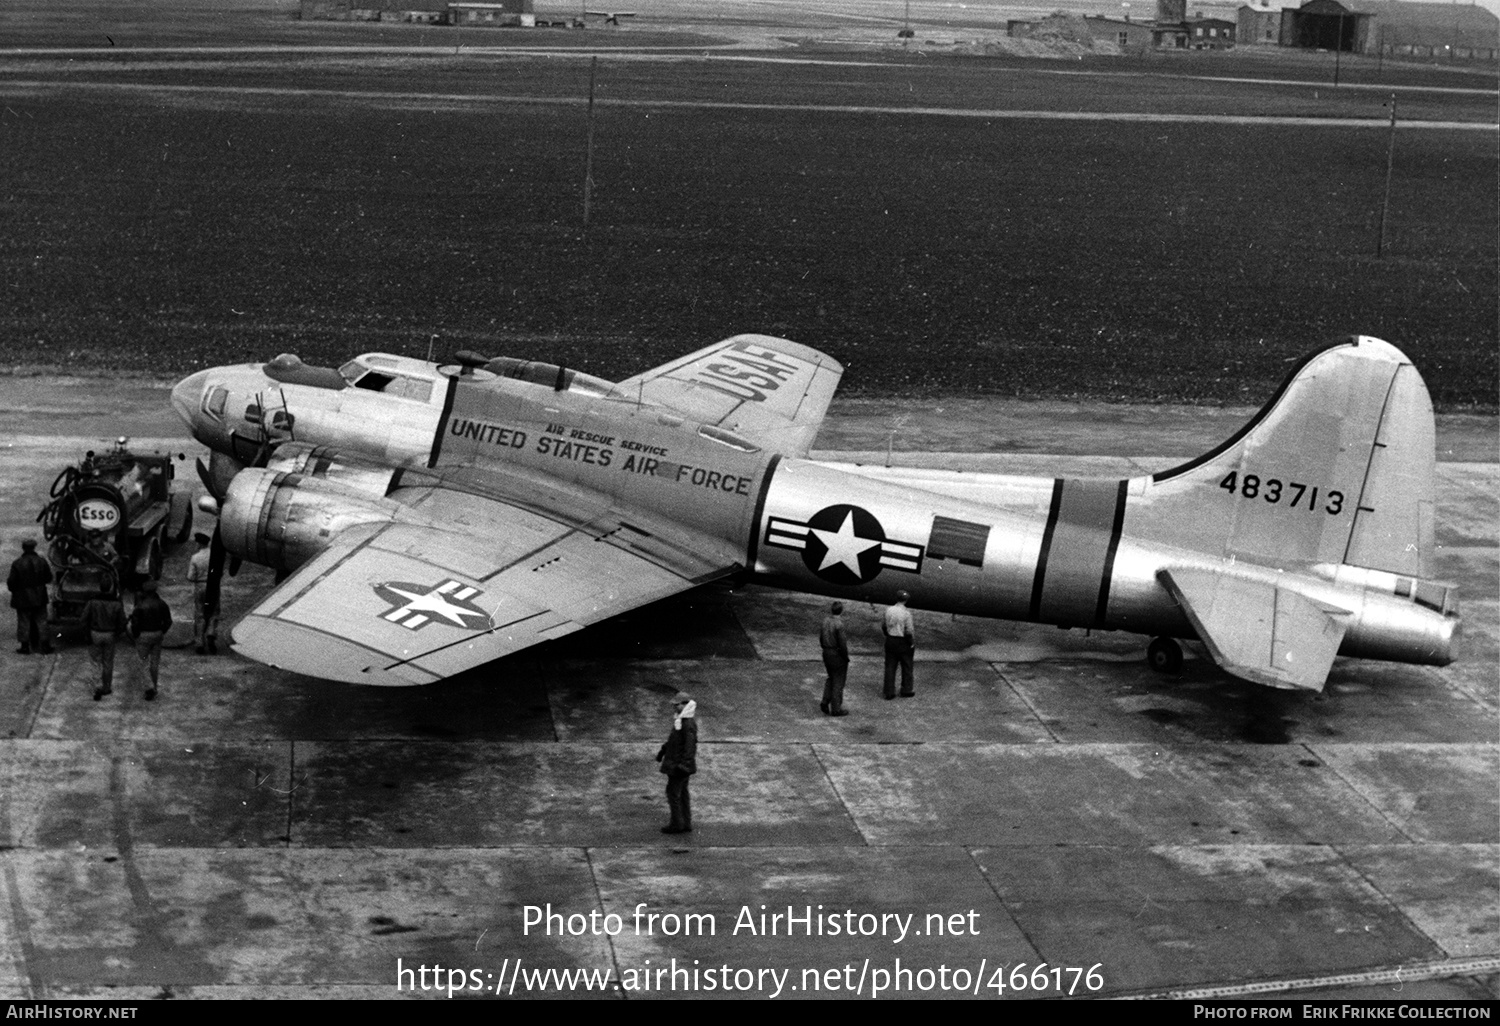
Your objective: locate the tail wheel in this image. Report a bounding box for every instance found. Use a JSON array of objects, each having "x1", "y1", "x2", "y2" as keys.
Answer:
[{"x1": 1147, "y1": 637, "x2": 1183, "y2": 675}]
